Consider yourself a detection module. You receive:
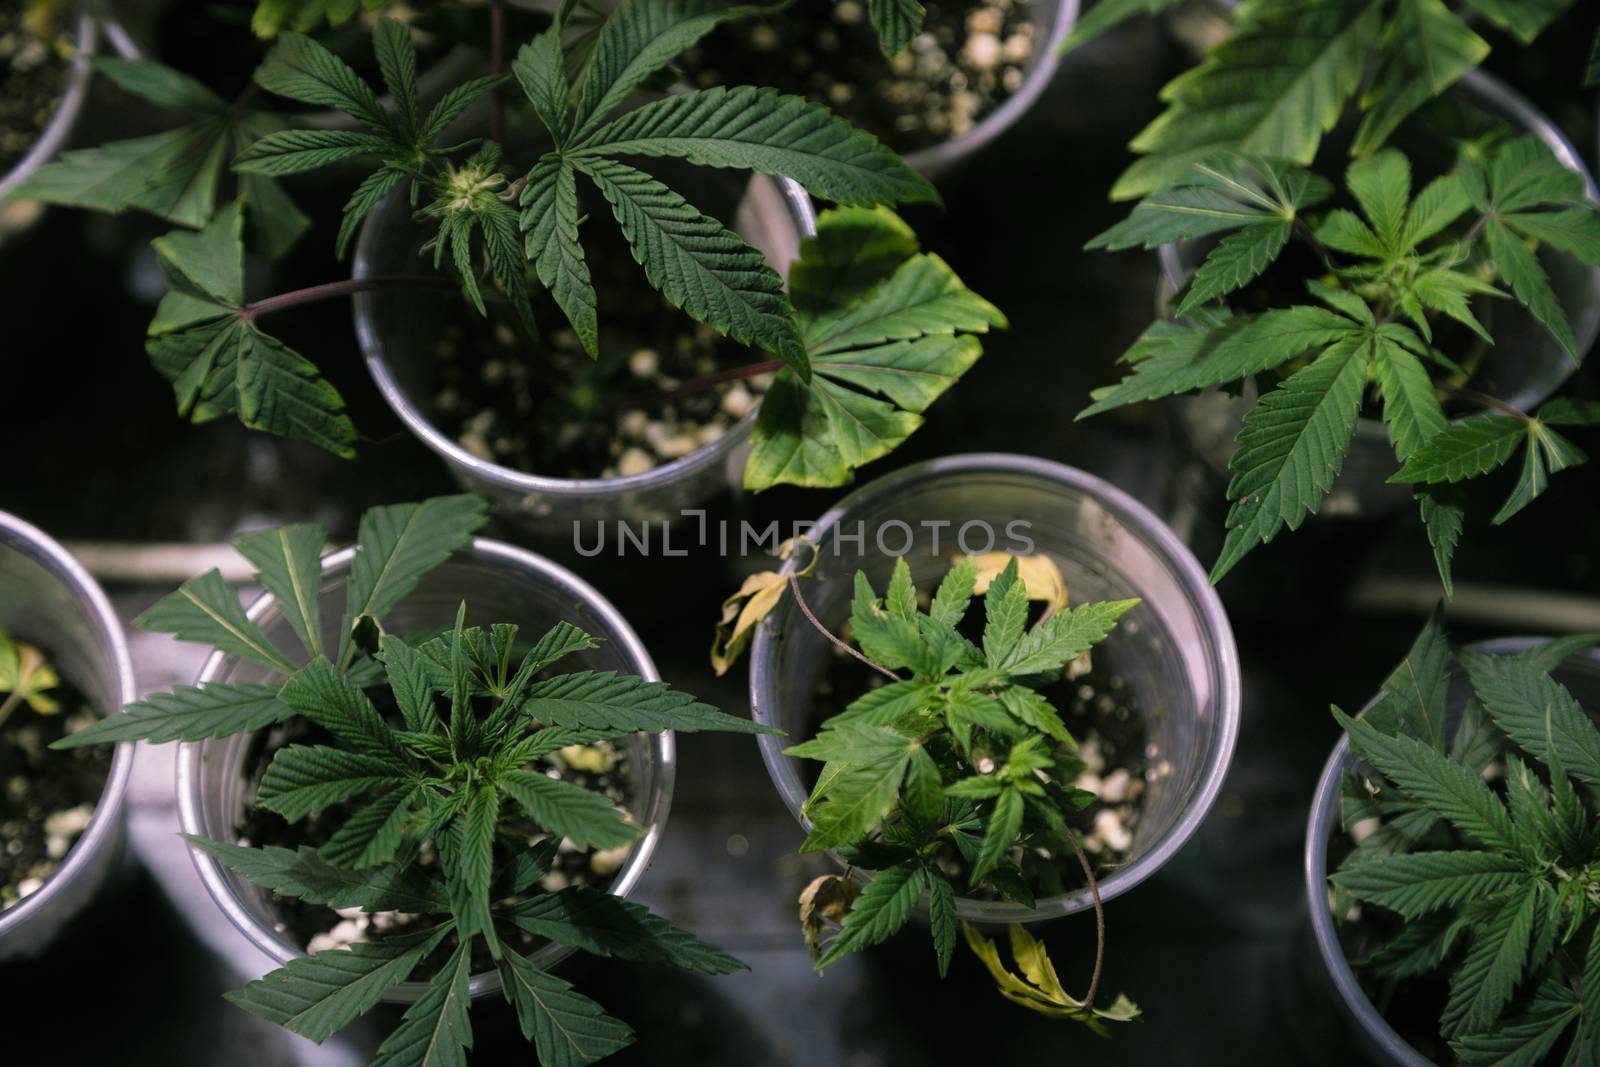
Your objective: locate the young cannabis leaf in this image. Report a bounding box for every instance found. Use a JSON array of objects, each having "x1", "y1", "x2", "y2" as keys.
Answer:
[
  {"x1": 56, "y1": 495, "x2": 489, "y2": 749},
  {"x1": 0, "y1": 629, "x2": 61, "y2": 729},
  {"x1": 1327, "y1": 620, "x2": 1600, "y2": 1064},
  {"x1": 234, "y1": 19, "x2": 514, "y2": 264},
  {"x1": 784, "y1": 555, "x2": 1137, "y2": 1029},
  {"x1": 514, "y1": 0, "x2": 938, "y2": 375},
  {"x1": 8, "y1": 56, "x2": 310, "y2": 257},
  {"x1": 744, "y1": 206, "x2": 1007, "y2": 488},
  {"x1": 143, "y1": 201, "x2": 358, "y2": 458},
  {"x1": 1082, "y1": 135, "x2": 1600, "y2": 590},
  {"x1": 1108, "y1": 0, "x2": 1582, "y2": 200},
  {"x1": 55, "y1": 495, "x2": 772, "y2": 1066}
]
